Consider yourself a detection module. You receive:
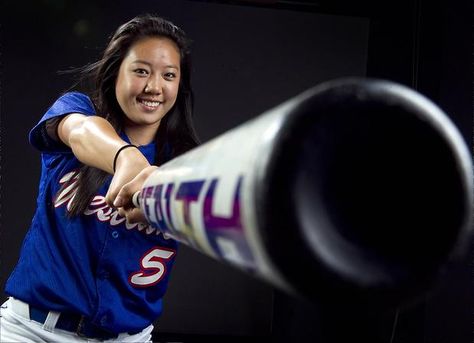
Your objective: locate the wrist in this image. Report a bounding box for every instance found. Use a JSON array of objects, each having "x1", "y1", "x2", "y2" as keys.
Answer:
[
  {"x1": 113, "y1": 144, "x2": 138, "y2": 172},
  {"x1": 113, "y1": 145, "x2": 149, "y2": 172}
]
